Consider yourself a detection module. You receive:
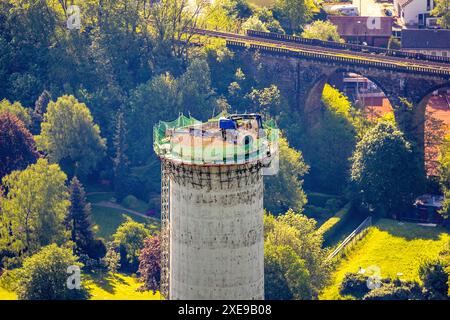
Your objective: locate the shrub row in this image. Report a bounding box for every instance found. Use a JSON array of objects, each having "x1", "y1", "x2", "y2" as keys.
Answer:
[{"x1": 317, "y1": 202, "x2": 352, "y2": 242}]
